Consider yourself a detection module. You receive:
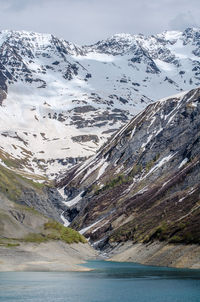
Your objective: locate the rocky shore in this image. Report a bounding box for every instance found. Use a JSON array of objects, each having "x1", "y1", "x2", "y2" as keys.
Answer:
[{"x1": 108, "y1": 241, "x2": 200, "y2": 269}]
